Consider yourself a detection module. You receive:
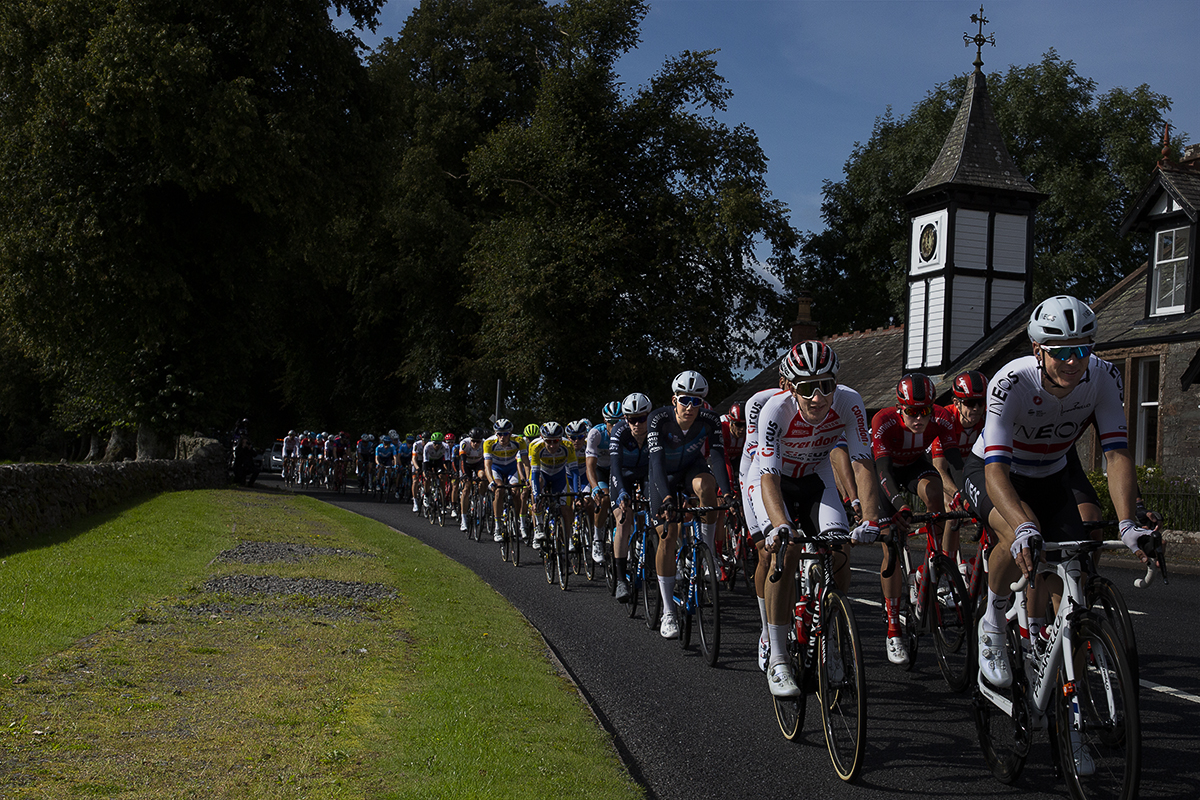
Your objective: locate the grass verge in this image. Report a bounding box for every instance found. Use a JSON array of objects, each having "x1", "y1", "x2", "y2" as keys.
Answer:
[{"x1": 0, "y1": 489, "x2": 643, "y2": 799}]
